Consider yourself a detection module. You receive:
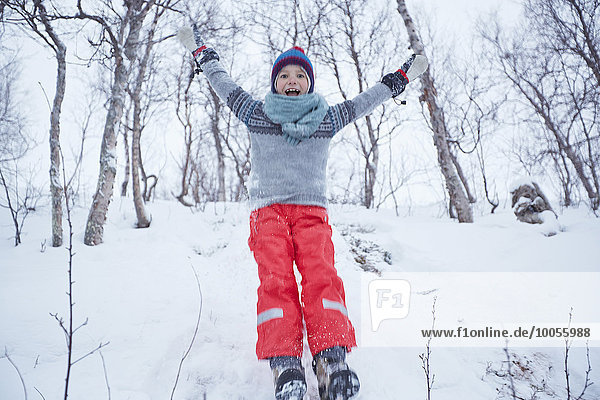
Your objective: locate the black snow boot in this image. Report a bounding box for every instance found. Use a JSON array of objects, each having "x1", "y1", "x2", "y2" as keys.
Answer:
[
  {"x1": 312, "y1": 346, "x2": 360, "y2": 400},
  {"x1": 270, "y1": 356, "x2": 307, "y2": 400}
]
